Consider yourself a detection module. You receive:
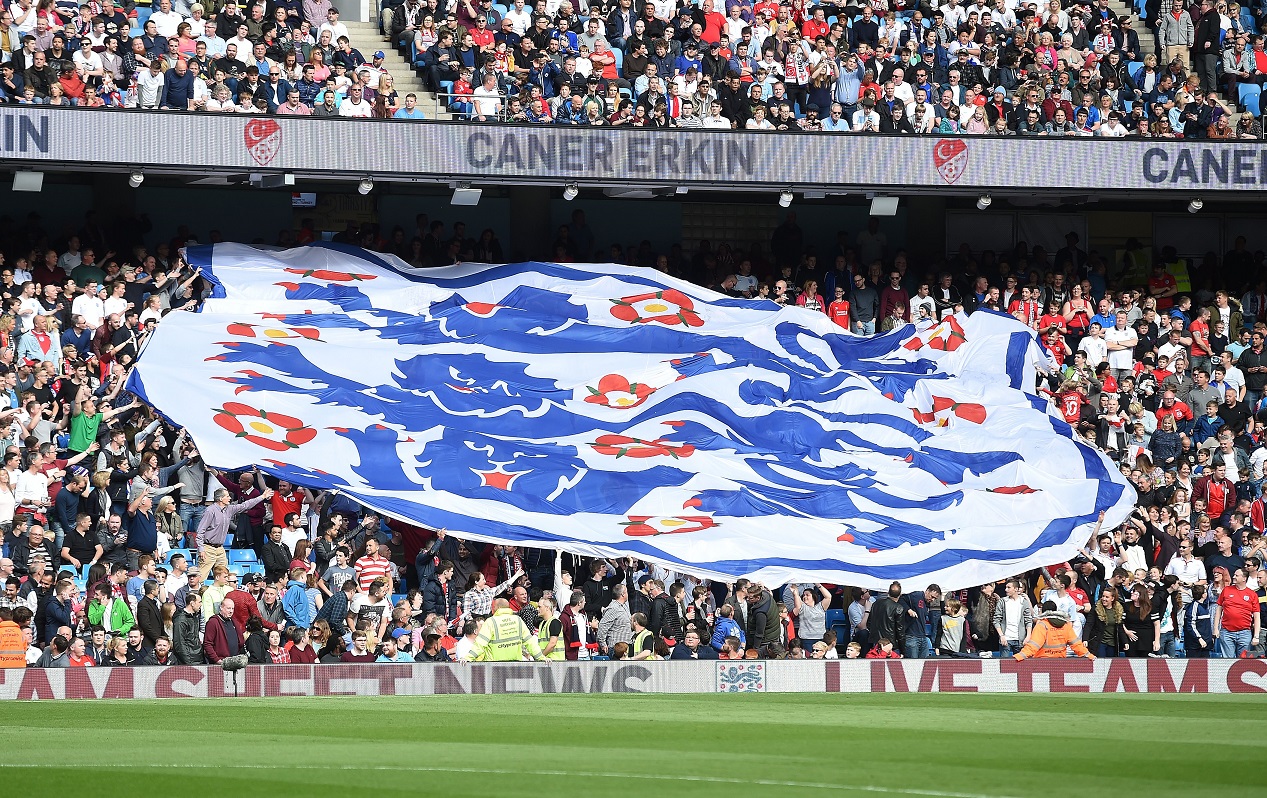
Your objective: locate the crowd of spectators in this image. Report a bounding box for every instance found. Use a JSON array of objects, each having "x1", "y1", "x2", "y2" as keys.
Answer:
[
  {"x1": 0, "y1": 0, "x2": 1265, "y2": 136},
  {"x1": 2, "y1": 207, "x2": 1267, "y2": 672},
  {"x1": 396, "y1": 0, "x2": 1267, "y2": 134}
]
